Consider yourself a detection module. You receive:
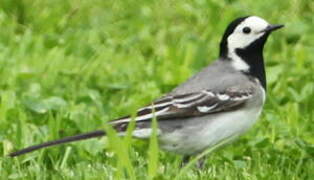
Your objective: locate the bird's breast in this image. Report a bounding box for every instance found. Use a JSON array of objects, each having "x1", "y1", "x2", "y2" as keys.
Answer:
[{"x1": 158, "y1": 101, "x2": 264, "y2": 155}]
